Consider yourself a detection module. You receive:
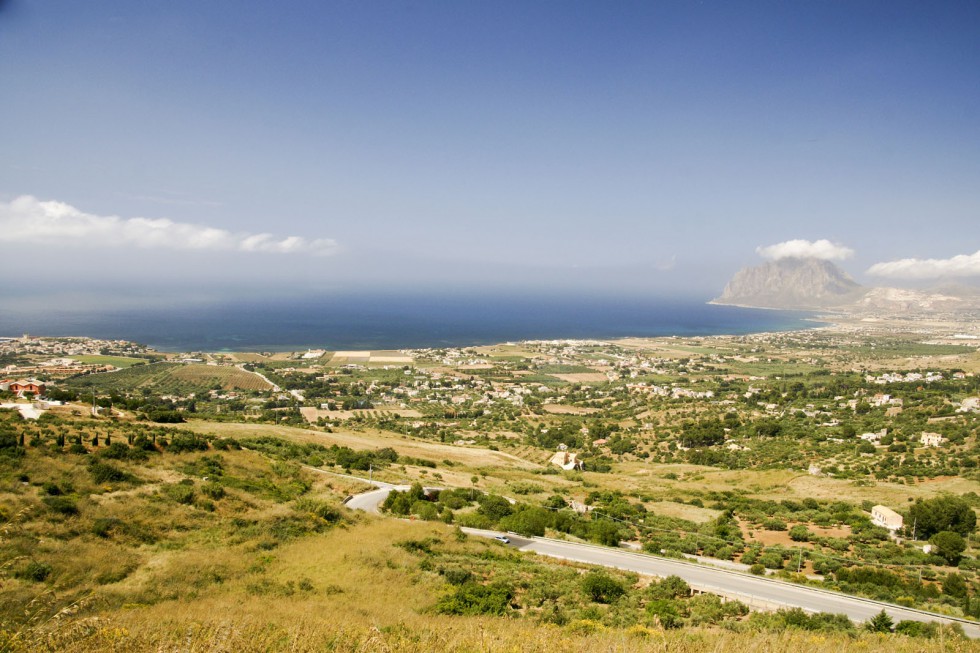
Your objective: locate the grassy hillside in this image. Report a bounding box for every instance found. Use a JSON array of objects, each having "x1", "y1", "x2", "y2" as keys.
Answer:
[{"x1": 0, "y1": 411, "x2": 973, "y2": 651}]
